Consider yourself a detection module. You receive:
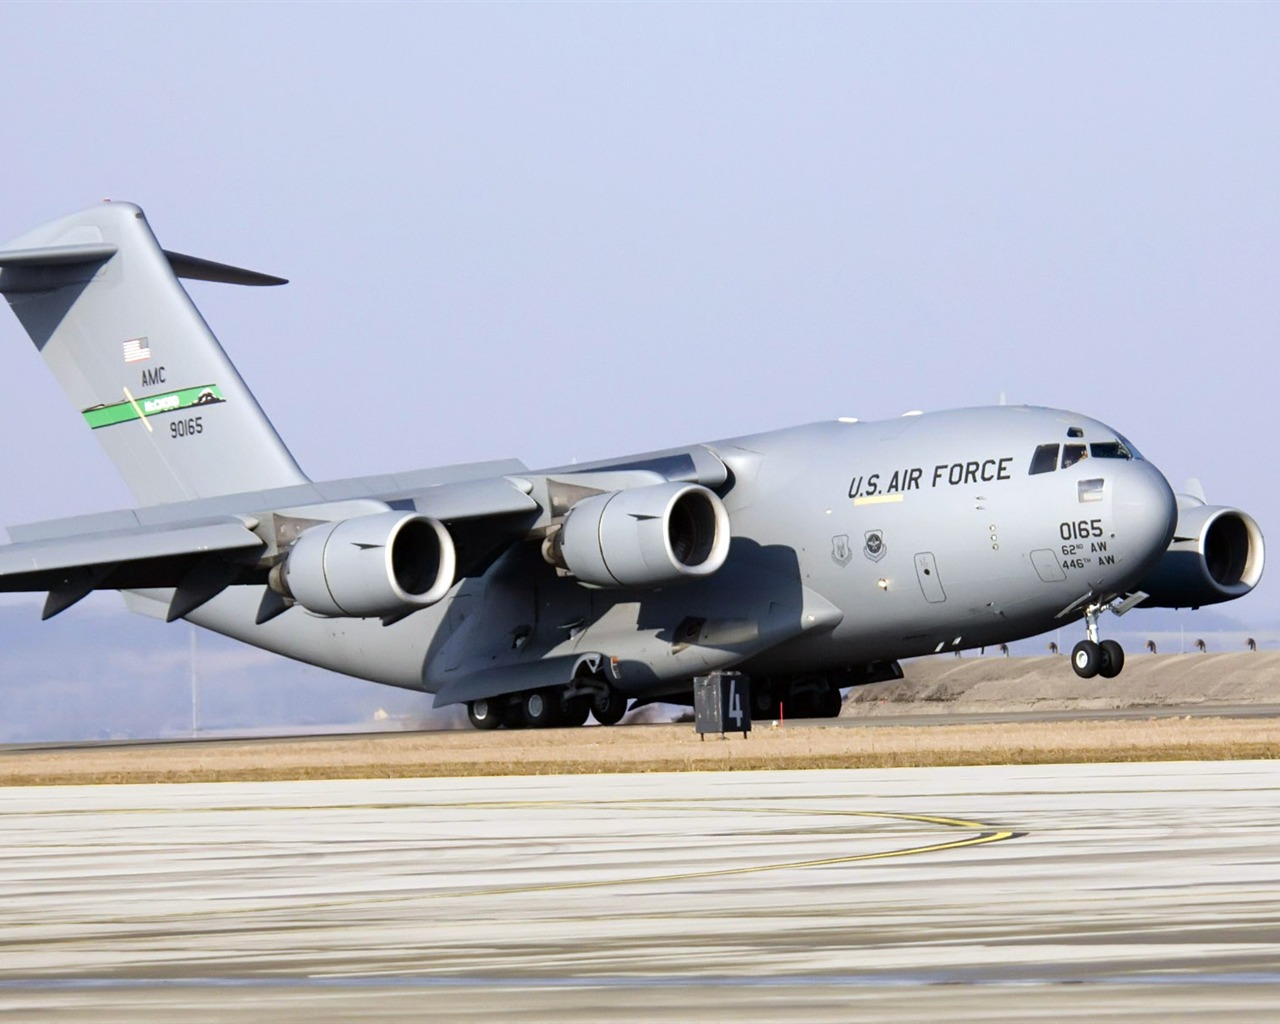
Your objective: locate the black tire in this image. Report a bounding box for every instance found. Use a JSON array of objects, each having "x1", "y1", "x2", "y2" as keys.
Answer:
[
  {"x1": 817, "y1": 684, "x2": 842, "y2": 718},
  {"x1": 785, "y1": 684, "x2": 817, "y2": 719},
  {"x1": 1072, "y1": 640, "x2": 1102, "y2": 679},
  {"x1": 751, "y1": 682, "x2": 776, "y2": 717},
  {"x1": 467, "y1": 698, "x2": 504, "y2": 731},
  {"x1": 591, "y1": 687, "x2": 629, "y2": 726},
  {"x1": 561, "y1": 696, "x2": 591, "y2": 727},
  {"x1": 522, "y1": 688, "x2": 563, "y2": 728},
  {"x1": 1099, "y1": 639, "x2": 1125, "y2": 679}
]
